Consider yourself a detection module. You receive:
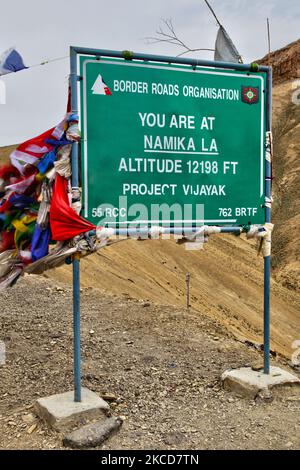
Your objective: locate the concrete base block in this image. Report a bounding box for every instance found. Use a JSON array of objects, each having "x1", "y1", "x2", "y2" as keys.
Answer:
[
  {"x1": 34, "y1": 387, "x2": 110, "y2": 431},
  {"x1": 222, "y1": 366, "x2": 300, "y2": 399}
]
